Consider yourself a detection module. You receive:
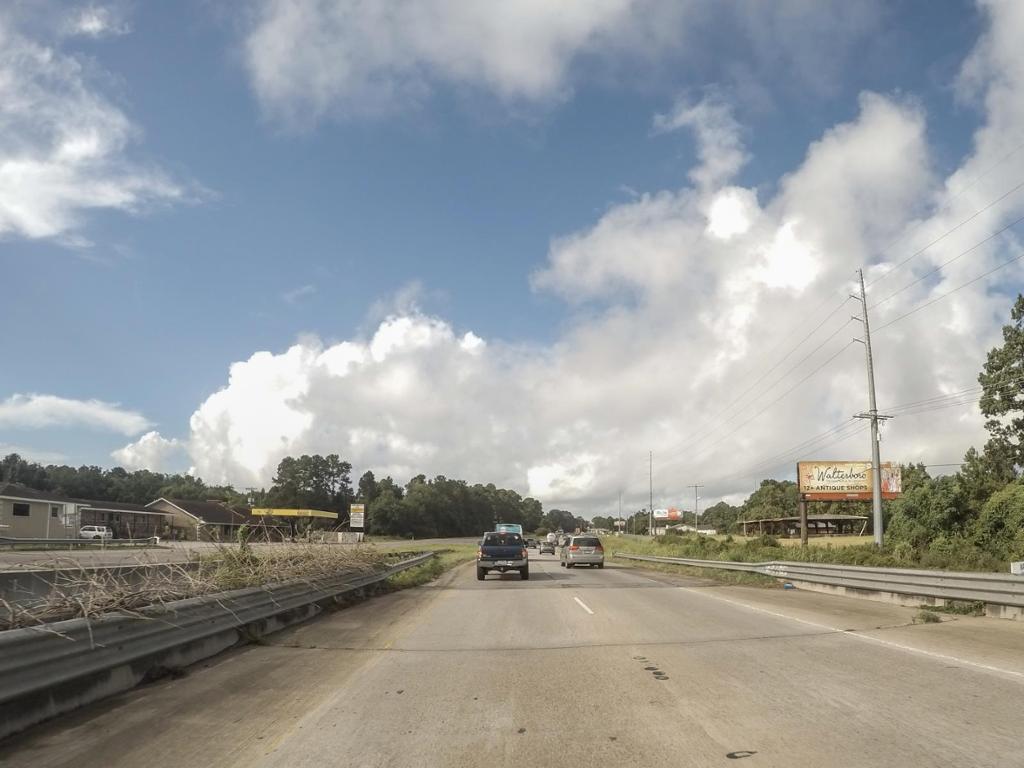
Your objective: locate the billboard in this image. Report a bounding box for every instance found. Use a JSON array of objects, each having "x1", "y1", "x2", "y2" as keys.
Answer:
[
  {"x1": 350, "y1": 503, "x2": 365, "y2": 529},
  {"x1": 797, "y1": 461, "x2": 902, "y2": 501},
  {"x1": 653, "y1": 507, "x2": 685, "y2": 521}
]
